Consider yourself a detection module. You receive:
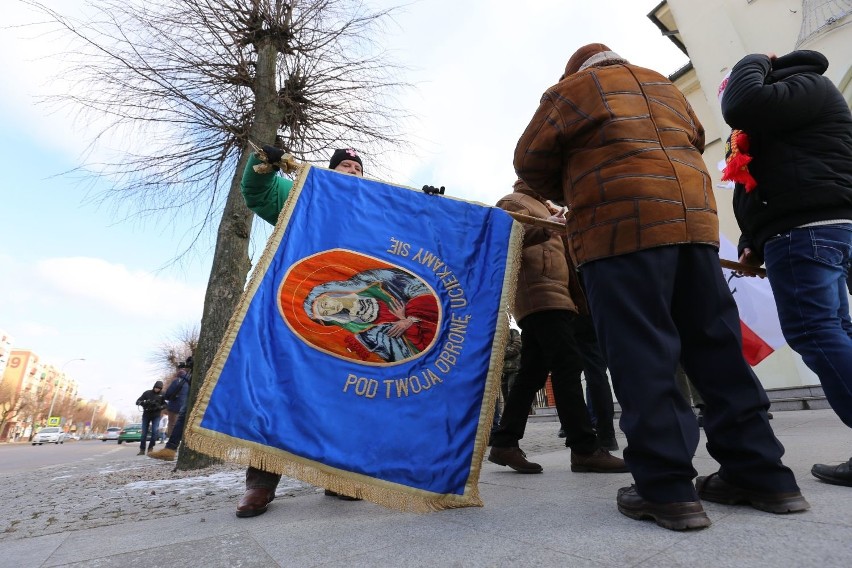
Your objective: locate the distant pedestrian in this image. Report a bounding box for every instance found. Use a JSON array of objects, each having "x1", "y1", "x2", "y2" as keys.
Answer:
[
  {"x1": 491, "y1": 326, "x2": 522, "y2": 432},
  {"x1": 163, "y1": 363, "x2": 191, "y2": 437},
  {"x1": 149, "y1": 357, "x2": 193, "y2": 463},
  {"x1": 135, "y1": 381, "x2": 166, "y2": 456}
]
